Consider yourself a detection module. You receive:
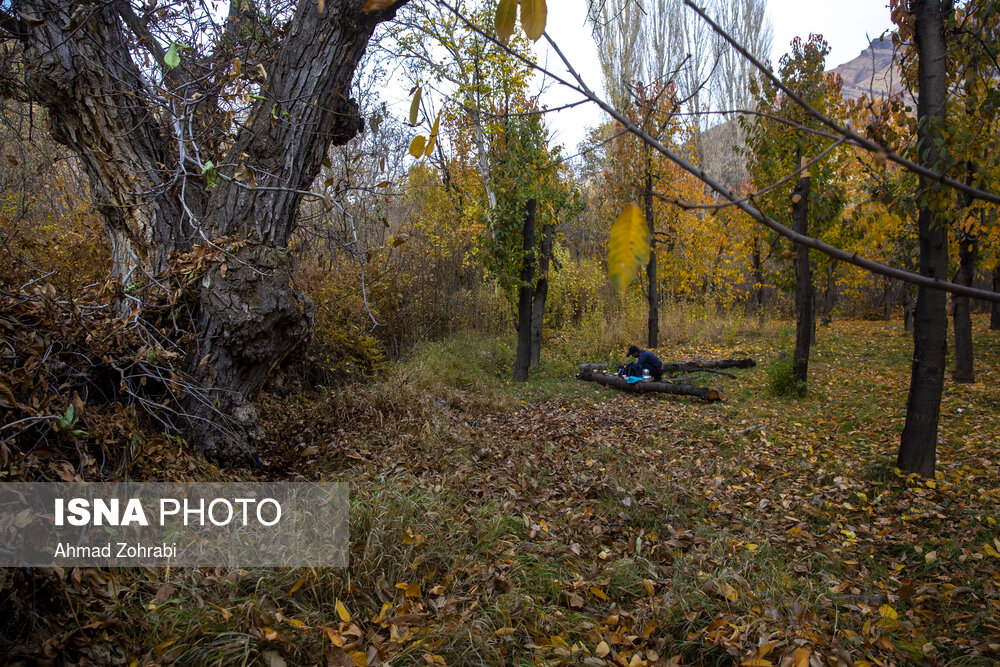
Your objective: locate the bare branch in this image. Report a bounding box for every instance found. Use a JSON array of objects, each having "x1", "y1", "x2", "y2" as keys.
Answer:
[
  {"x1": 655, "y1": 135, "x2": 848, "y2": 210},
  {"x1": 0, "y1": 10, "x2": 25, "y2": 38},
  {"x1": 116, "y1": 0, "x2": 167, "y2": 68}
]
